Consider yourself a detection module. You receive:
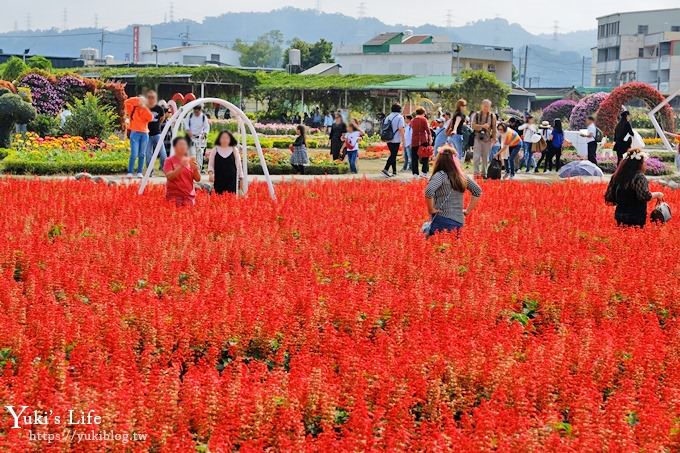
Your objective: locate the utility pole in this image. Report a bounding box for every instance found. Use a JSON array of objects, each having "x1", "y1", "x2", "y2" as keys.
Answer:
[
  {"x1": 446, "y1": 10, "x2": 452, "y2": 28},
  {"x1": 581, "y1": 56, "x2": 586, "y2": 87},
  {"x1": 522, "y1": 46, "x2": 529, "y2": 88},
  {"x1": 99, "y1": 29, "x2": 105, "y2": 60},
  {"x1": 518, "y1": 57, "x2": 523, "y2": 85},
  {"x1": 358, "y1": 2, "x2": 366, "y2": 19}
]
